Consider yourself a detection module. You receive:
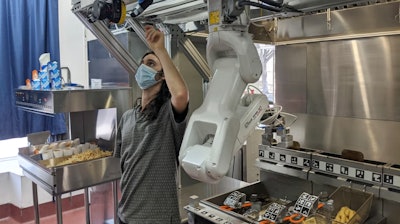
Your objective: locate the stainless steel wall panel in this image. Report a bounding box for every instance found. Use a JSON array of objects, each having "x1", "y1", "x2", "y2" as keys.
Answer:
[
  {"x1": 275, "y1": 44, "x2": 307, "y2": 113},
  {"x1": 288, "y1": 114, "x2": 400, "y2": 164},
  {"x1": 306, "y1": 36, "x2": 400, "y2": 121},
  {"x1": 275, "y1": 35, "x2": 400, "y2": 164}
]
